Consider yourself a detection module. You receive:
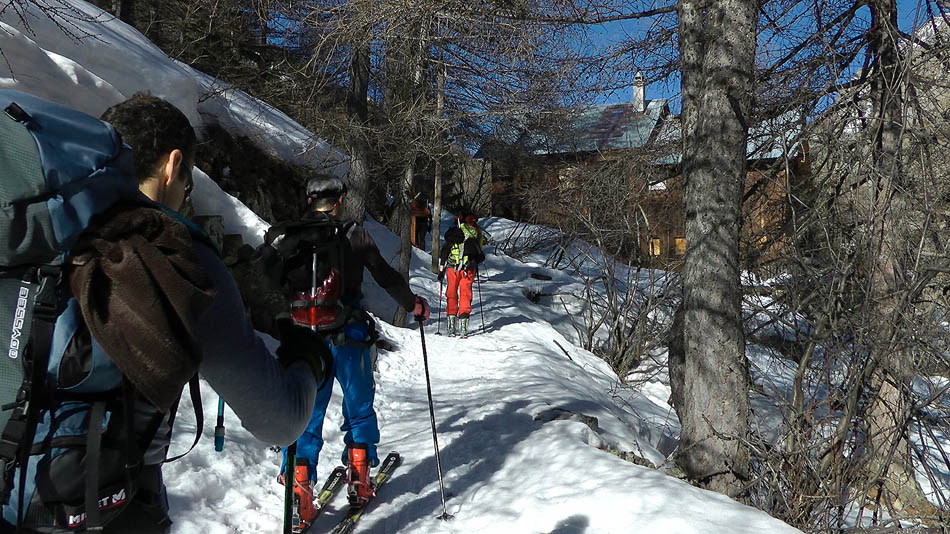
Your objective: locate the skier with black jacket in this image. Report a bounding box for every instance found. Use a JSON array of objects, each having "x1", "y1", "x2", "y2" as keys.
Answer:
[{"x1": 260, "y1": 174, "x2": 430, "y2": 531}]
